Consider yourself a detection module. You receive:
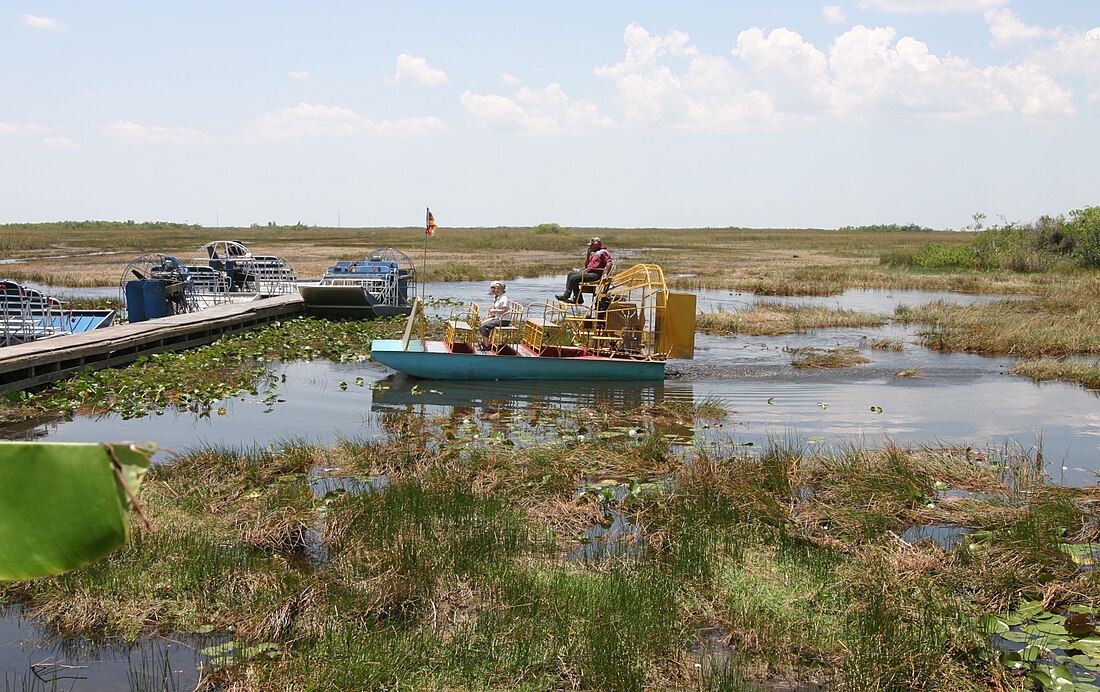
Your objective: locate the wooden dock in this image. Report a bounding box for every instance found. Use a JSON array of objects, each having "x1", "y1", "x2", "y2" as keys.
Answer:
[{"x1": 0, "y1": 294, "x2": 307, "y2": 392}]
